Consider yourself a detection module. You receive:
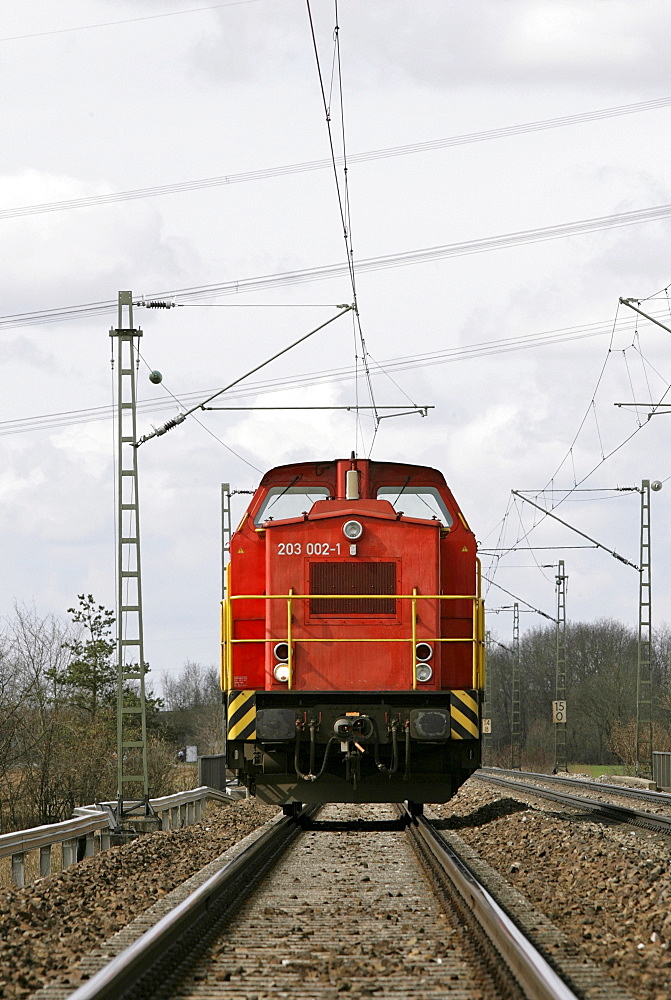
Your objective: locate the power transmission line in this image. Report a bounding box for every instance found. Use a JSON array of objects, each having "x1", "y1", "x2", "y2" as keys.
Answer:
[
  {"x1": 5, "y1": 202, "x2": 671, "y2": 332},
  {"x1": 3, "y1": 96, "x2": 671, "y2": 220},
  {"x1": 0, "y1": 1, "x2": 263, "y2": 44},
  {"x1": 0, "y1": 317, "x2": 623, "y2": 437}
]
